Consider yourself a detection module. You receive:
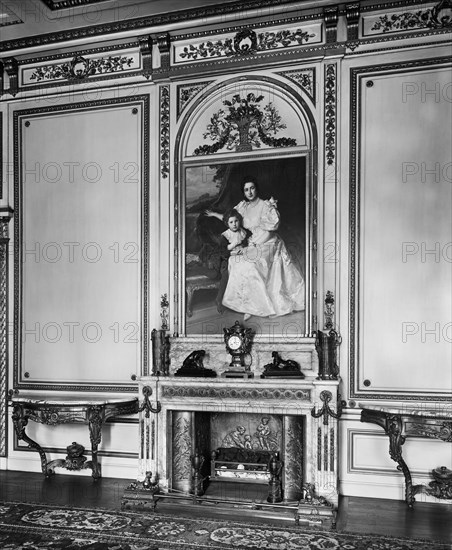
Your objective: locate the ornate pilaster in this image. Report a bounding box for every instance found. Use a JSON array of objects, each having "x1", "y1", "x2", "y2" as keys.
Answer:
[
  {"x1": 138, "y1": 386, "x2": 161, "y2": 481},
  {"x1": 323, "y1": 63, "x2": 338, "y2": 332},
  {"x1": 0, "y1": 211, "x2": 12, "y2": 457},
  {"x1": 311, "y1": 388, "x2": 342, "y2": 505}
]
